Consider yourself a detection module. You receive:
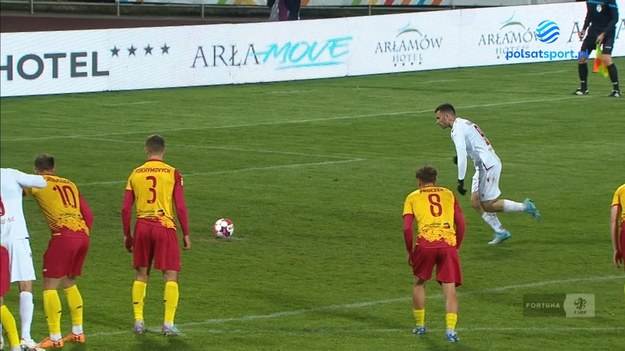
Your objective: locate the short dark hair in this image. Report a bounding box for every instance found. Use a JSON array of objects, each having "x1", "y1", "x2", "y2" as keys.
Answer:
[
  {"x1": 434, "y1": 103, "x2": 455, "y2": 115},
  {"x1": 34, "y1": 154, "x2": 55, "y2": 172},
  {"x1": 416, "y1": 165, "x2": 437, "y2": 184},
  {"x1": 145, "y1": 134, "x2": 165, "y2": 153}
]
